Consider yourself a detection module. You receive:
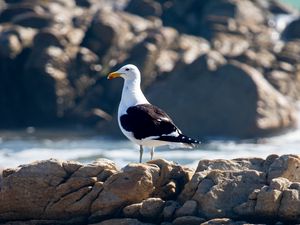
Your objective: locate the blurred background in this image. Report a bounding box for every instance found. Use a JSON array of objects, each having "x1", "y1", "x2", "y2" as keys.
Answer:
[{"x1": 0, "y1": 0, "x2": 300, "y2": 168}]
